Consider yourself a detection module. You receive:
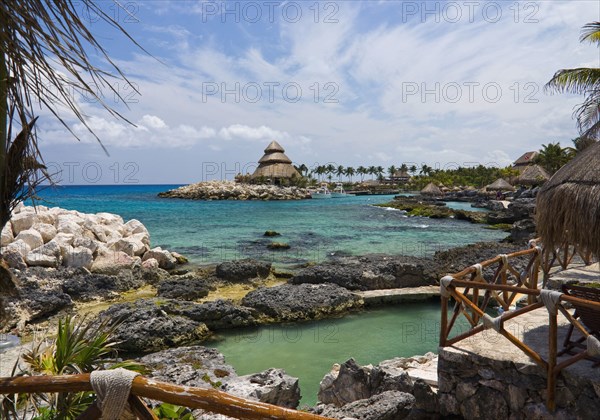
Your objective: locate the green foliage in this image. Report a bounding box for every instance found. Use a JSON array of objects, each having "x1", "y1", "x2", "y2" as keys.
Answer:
[
  {"x1": 535, "y1": 142, "x2": 574, "y2": 174},
  {"x1": 152, "y1": 403, "x2": 194, "y2": 419},
  {"x1": 7, "y1": 315, "x2": 145, "y2": 419},
  {"x1": 407, "y1": 165, "x2": 518, "y2": 190}
]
